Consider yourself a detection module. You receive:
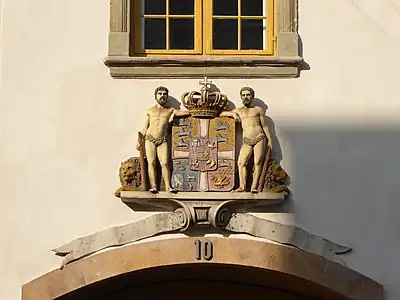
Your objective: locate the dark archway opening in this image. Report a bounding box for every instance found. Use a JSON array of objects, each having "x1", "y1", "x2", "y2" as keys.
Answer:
[{"x1": 58, "y1": 263, "x2": 346, "y2": 300}]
